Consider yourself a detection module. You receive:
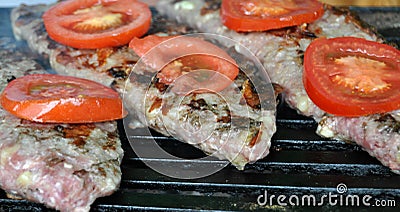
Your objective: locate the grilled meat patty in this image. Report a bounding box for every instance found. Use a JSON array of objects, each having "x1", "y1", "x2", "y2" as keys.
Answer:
[
  {"x1": 155, "y1": 0, "x2": 400, "y2": 173},
  {"x1": 11, "y1": 3, "x2": 277, "y2": 169},
  {"x1": 0, "y1": 38, "x2": 123, "y2": 211}
]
